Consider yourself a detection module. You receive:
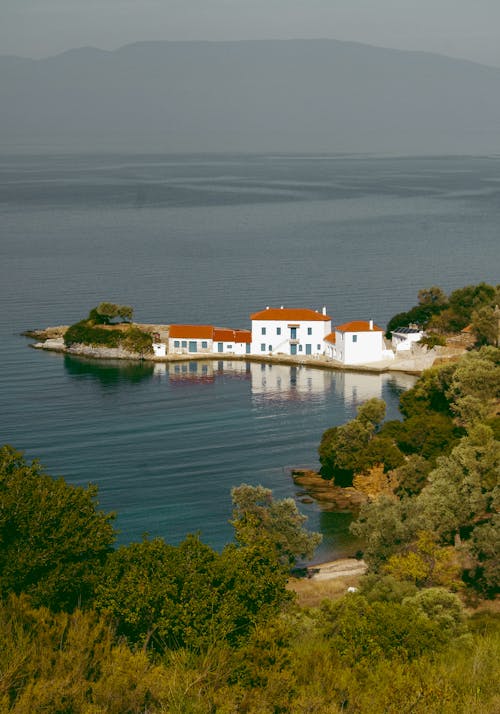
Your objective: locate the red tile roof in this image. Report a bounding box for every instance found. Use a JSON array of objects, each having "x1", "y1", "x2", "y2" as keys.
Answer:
[
  {"x1": 233, "y1": 330, "x2": 252, "y2": 343},
  {"x1": 324, "y1": 332, "x2": 336, "y2": 344},
  {"x1": 170, "y1": 325, "x2": 252, "y2": 342},
  {"x1": 213, "y1": 328, "x2": 252, "y2": 343},
  {"x1": 169, "y1": 325, "x2": 214, "y2": 339},
  {"x1": 335, "y1": 320, "x2": 383, "y2": 333},
  {"x1": 250, "y1": 307, "x2": 331, "y2": 322}
]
